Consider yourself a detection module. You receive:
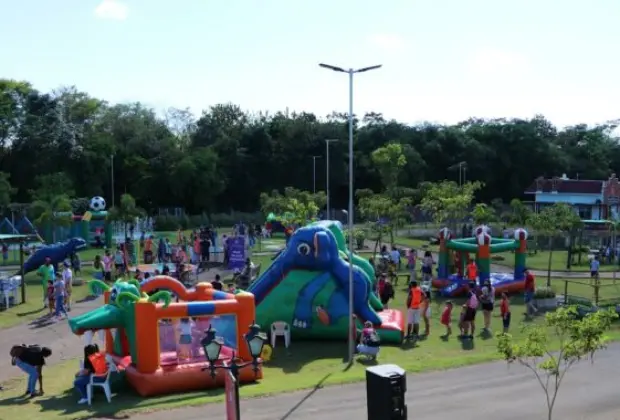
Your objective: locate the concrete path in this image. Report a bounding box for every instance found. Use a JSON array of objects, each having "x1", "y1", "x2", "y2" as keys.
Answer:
[{"x1": 130, "y1": 342, "x2": 620, "y2": 420}]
